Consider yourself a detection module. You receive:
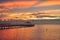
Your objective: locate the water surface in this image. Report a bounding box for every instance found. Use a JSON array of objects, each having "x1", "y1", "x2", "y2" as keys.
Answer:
[{"x1": 0, "y1": 24, "x2": 60, "y2": 40}]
